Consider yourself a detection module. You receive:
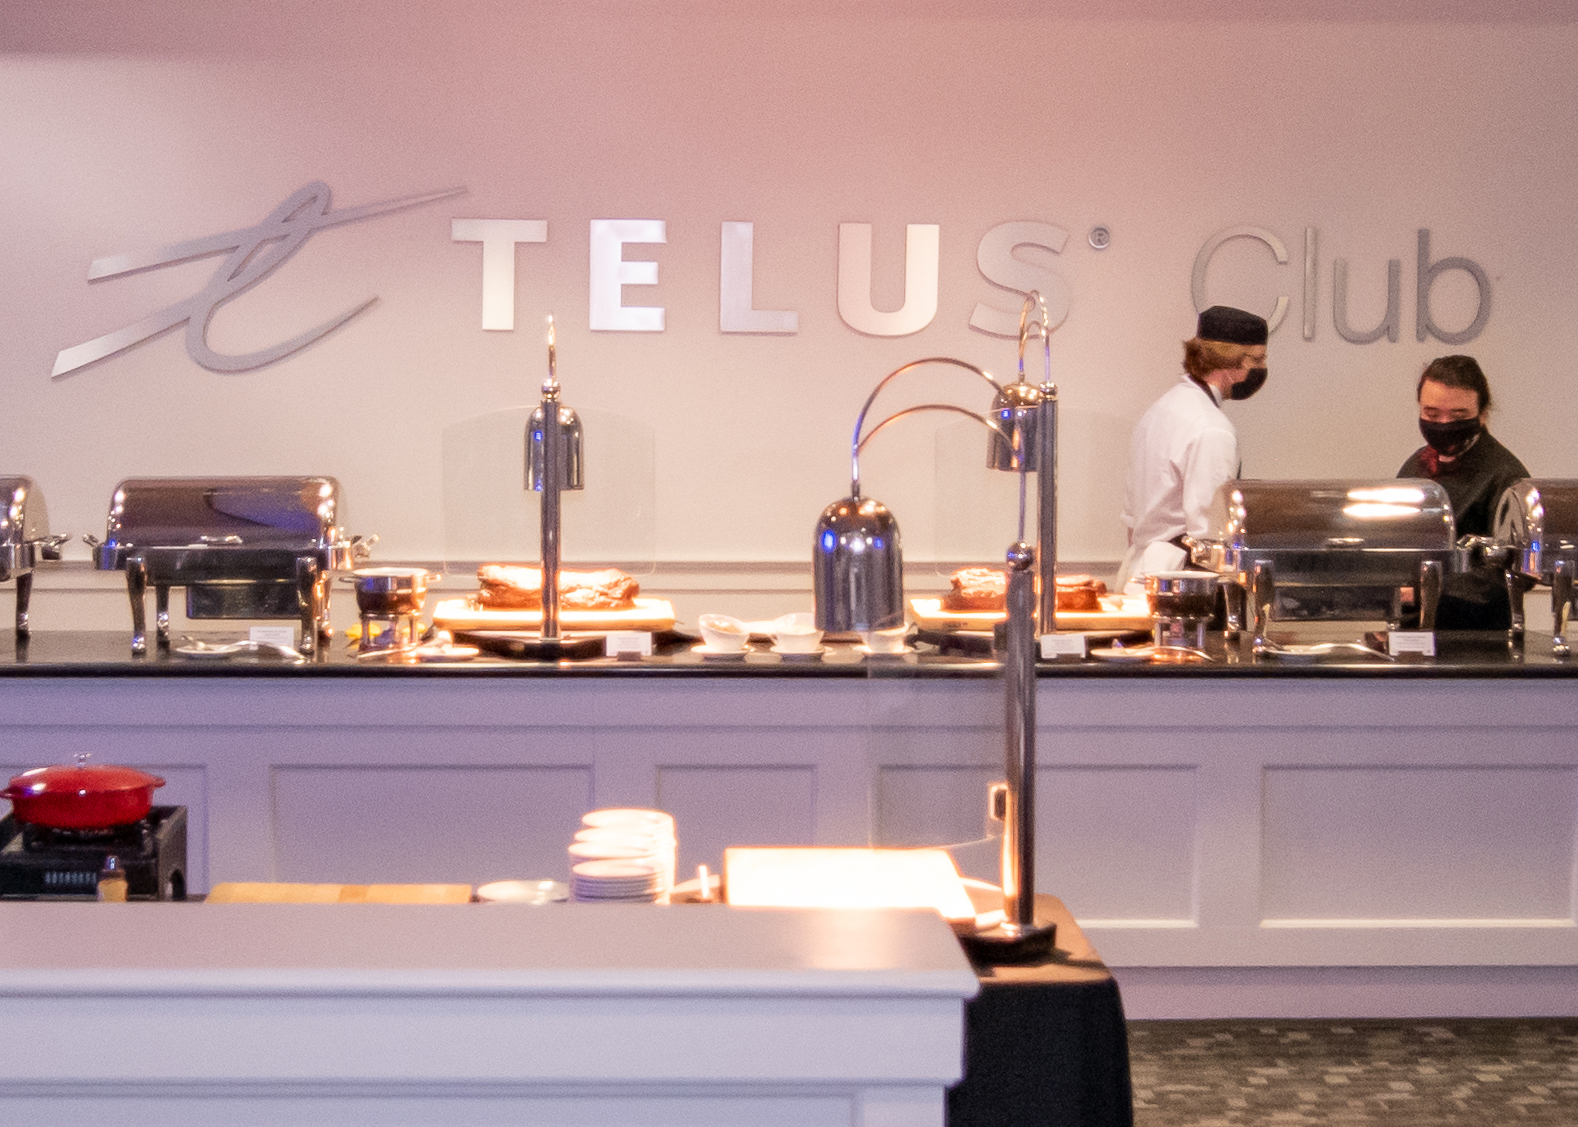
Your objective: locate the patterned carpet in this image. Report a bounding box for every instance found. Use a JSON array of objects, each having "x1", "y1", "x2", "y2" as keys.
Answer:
[{"x1": 1128, "y1": 1019, "x2": 1578, "y2": 1125}]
